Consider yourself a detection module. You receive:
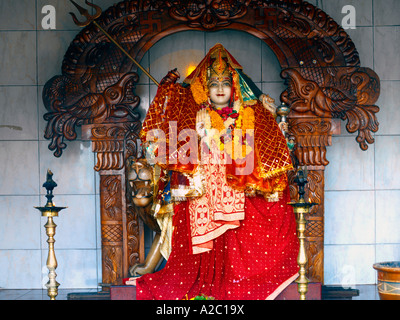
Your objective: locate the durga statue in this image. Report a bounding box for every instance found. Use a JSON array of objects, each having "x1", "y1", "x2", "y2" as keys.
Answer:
[{"x1": 128, "y1": 44, "x2": 299, "y2": 300}]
